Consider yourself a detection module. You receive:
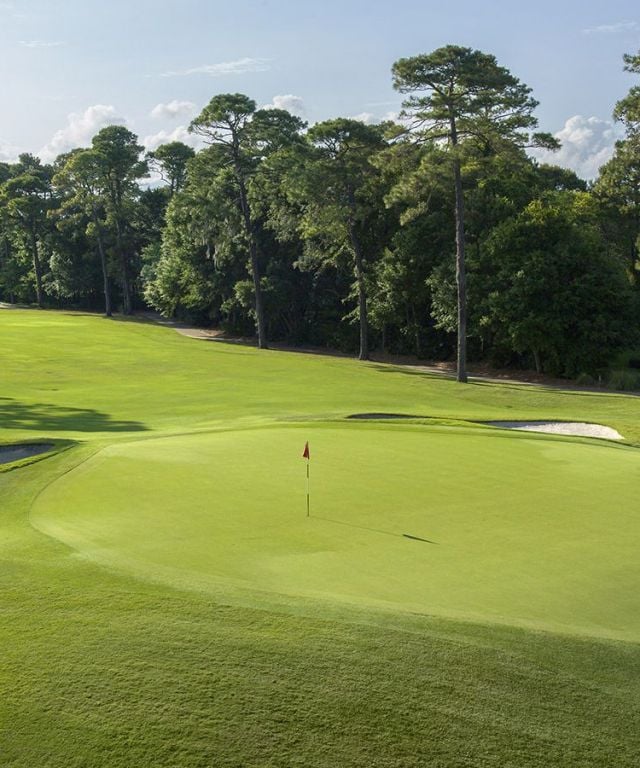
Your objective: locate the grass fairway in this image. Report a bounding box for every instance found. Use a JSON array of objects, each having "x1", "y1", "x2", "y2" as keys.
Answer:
[{"x1": 3, "y1": 309, "x2": 640, "y2": 766}]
